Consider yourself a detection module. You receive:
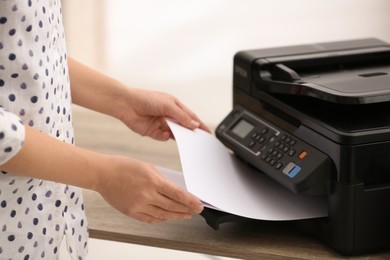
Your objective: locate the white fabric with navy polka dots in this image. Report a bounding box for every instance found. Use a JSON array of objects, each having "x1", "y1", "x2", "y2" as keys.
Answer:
[{"x1": 0, "y1": 1, "x2": 88, "y2": 259}]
